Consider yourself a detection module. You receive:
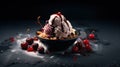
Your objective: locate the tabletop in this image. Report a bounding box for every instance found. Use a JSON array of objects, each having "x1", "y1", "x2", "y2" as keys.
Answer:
[{"x1": 0, "y1": 20, "x2": 120, "y2": 67}]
